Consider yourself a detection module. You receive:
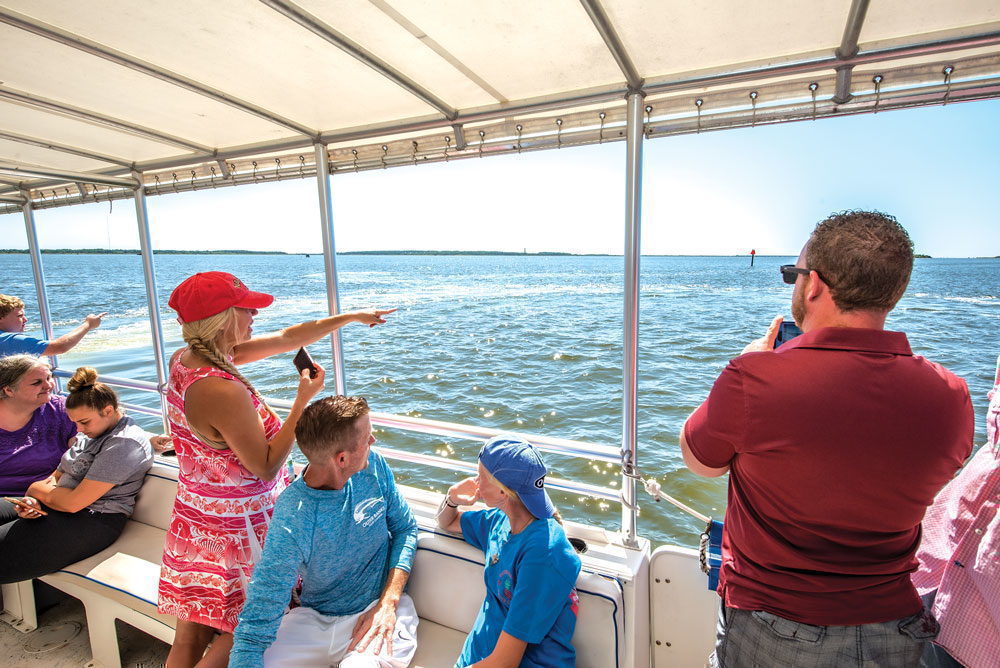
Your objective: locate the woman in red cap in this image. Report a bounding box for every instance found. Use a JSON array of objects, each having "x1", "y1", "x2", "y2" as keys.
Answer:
[{"x1": 158, "y1": 271, "x2": 394, "y2": 668}]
